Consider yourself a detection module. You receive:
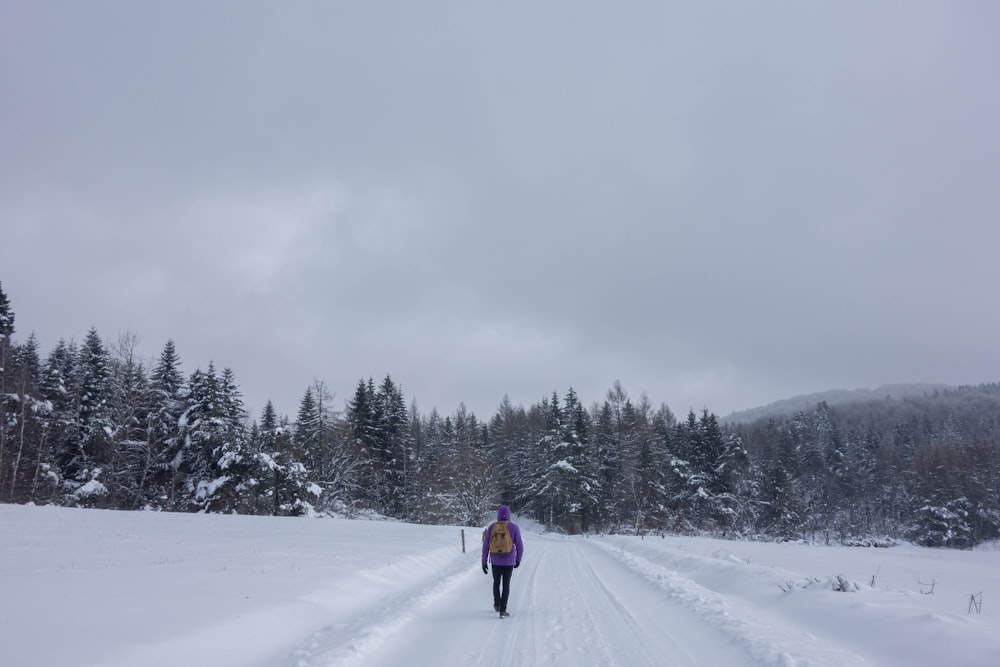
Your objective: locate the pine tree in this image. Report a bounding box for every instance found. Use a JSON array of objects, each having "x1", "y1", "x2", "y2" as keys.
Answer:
[
  {"x1": 642, "y1": 402, "x2": 676, "y2": 532},
  {"x1": 294, "y1": 386, "x2": 320, "y2": 466},
  {"x1": 0, "y1": 282, "x2": 13, "y2": 338},
  {"x1": 148, "y1": 340, "x2": 186, "y2": 509},
  {"x1": 559, "y1": 388, "x2": 600, "y2": 532},
  {"x1": 41, "y1": 339, "x2": 77, "y2": 498},
  {"x1": 63, "y1": 328, "x2": 113, "y2": 506},
  {"x1": 252, "y1": 399, "x2": 317, "y2": 516},
  {"x1": 526, "y1": 390, "x2": 600, "y2": 531},
  {"x1": 375, "y1": 375, "x2": 410, "y2": 517},
  {"x1": 213, "y1": 367, "x2": 252, "y2": 511},
  {"x1": 347, "y1": 378, "x2": 380, "y2": 511},
  {"x1": 344, "y1": 376, "x2": 412, "y2": 517},
  {"x1": 592, "y1": 400, "x2": 622, "y2": 528},
  {"x1": 0, "y1": 282, "x2": 15, "y2": 495},
  {"x1": 667, "y1": 410, "x2": 708, "y2": 530},
  {"x1": 257, "y1": 400, "x2": 286, "y2": 514},
  {"x1": 522, "y1": 392, "x2": 561, "y2": 526},
  {"x1": 178, "y1": 363, "x2": 250, "y2": 512}
]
